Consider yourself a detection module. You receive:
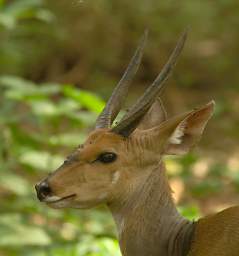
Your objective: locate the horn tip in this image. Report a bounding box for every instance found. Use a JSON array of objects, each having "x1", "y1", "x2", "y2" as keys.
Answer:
[
  {"x1": 143, "y1": 28, "x2": 149, "y2": 37},
  {"x1": 139, "y1": 29, "x2": 148, "y2": 47},
  {"x1": 180, "y1": 28, "x2": 189, "y2": 44}
]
